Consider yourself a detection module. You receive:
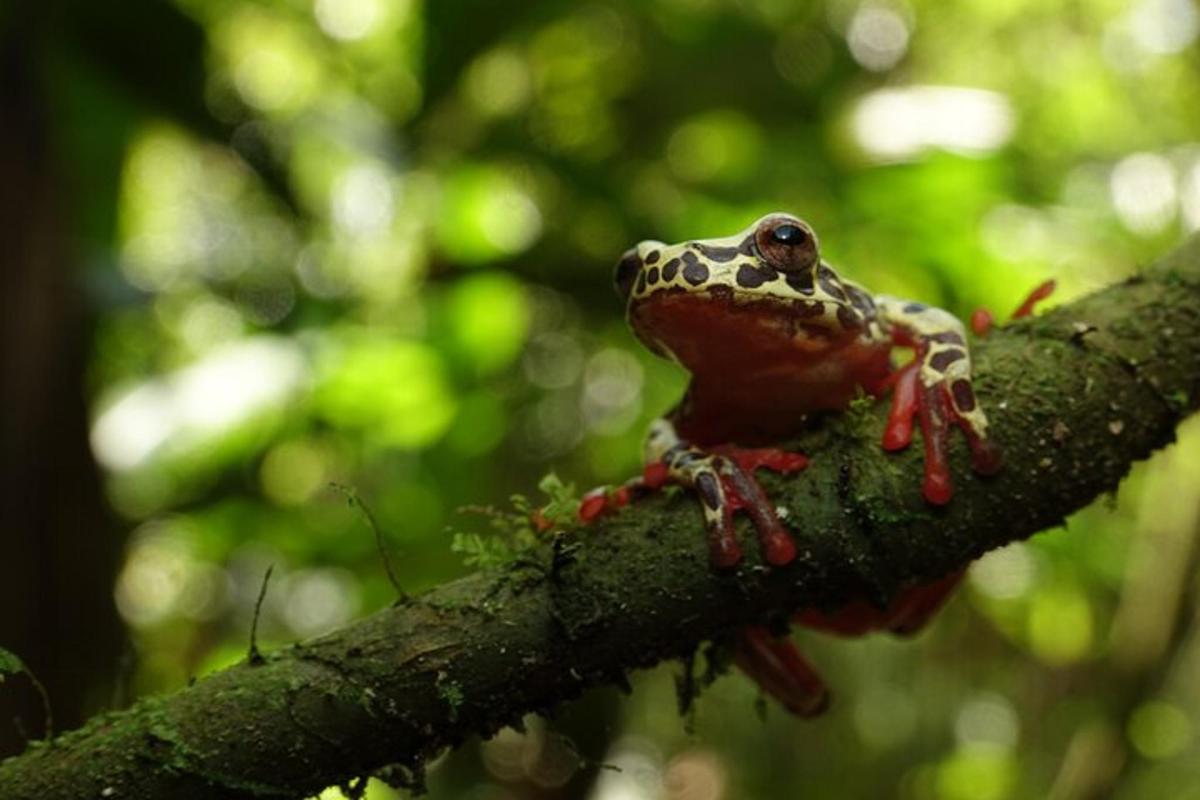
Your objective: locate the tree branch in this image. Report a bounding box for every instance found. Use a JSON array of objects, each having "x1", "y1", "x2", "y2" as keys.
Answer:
[{"x1": 4, "y1": 238, "x2": 1200, "y2": 800}]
